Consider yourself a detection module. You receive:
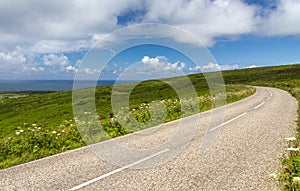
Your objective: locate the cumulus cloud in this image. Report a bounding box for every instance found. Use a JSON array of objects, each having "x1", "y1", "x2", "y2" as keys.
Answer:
[
  {"x1": 189, "y1": 63, "x2": 238, "y2": 72},
  {"x1": 262, "y1": 0, "x2": 300, "y2": 36},
  {"x1": 0, "y1": 0, "x2": 300, "y2": 79},
  {"x1": 189, "y1": 65, "x2": 202, "y2": 72},
  {"x1": 42, "y1": 54, "x2": 70, "y2": 68},
  {"x1": 202, "y1": 62, "x2": 221, "y2": 71},
  {"x1": 0, "y1": 50, "x2": 27, "y2": 74},
  {"x1": 0, "y1": 0, "x2": 299, "y2": 53},
  {"x1": 0, "y1": 51, "x2": 26, "y2": 66},
  {"x1": 141, "y1": 56, "x2": 186, "y2": 72},
  {"x1": 247, "y1": 65, "x2": 257, "y2": 68},
  {"x1": 143, "y1": 0, "x2": 260, "y2": 45},
  {"x1": 77, "y1": 67, "x2": 100, "y2": 75},
  {"x1": 65, "y1": 65, "x2": 76, "y2": 72}
]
